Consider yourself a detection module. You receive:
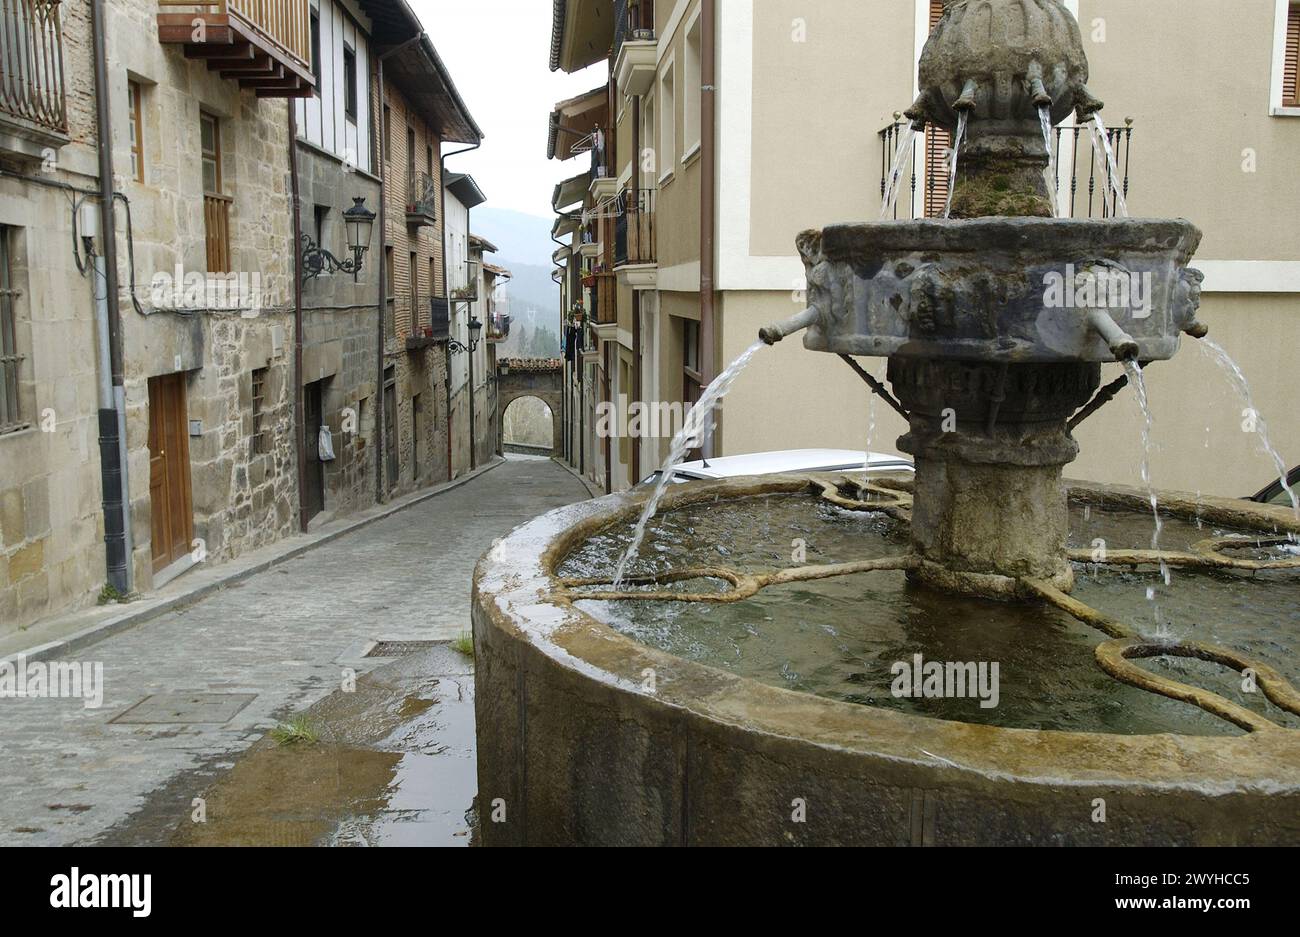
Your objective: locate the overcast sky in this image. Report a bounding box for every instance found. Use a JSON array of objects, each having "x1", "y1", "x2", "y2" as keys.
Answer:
[{"x1": 410, "y1": 0, "x2": 606, "y2": 220}]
